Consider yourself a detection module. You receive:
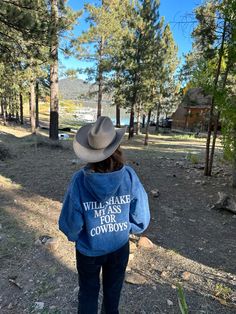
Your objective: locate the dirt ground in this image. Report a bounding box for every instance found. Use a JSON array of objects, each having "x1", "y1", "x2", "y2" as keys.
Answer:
[{"x1": 0, "y1": 124, "x2": 236, "y2": 314}]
